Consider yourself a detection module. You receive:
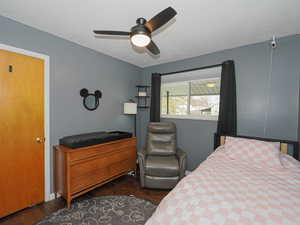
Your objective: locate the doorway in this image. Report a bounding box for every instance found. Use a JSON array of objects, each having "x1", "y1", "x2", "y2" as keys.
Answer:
[{"x1": 0, "y1": 45, "x2": 50, "y2": 217}]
